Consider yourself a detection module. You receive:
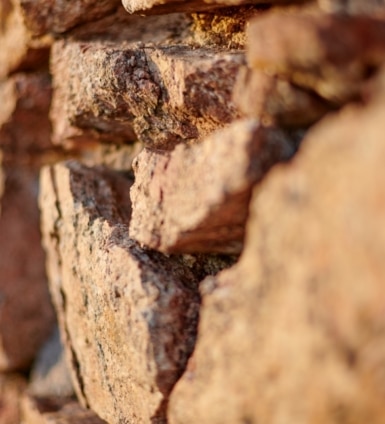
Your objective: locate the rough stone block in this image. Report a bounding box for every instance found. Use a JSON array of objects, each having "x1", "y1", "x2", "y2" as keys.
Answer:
[
  {"x1": 233, "y1": 66, "x2": 332, "y2": 127},
  {"x1": 129, "y1": 119, "x2": 298, "y2": 254},
  {"x1": 247, "y1": 12, "x2": 385, "y2": 103},
  {"x1": 0, "y1": 0, "x2": 50, "y2": 79},
  {"x1": 169, "y1": 99, "x2": 385, "y2": 423},
  {"x1": 0, "y1": 72, "x2": 52, "y2": 160},
  {"x1": 22, "y1": 395, "x2": 107, "y2": 424},
  {"x1": 19, "y1": 0, "x2": 120, "y2": 36},
  {"x1": 0, "y1": 163, "x2": 55, "y2": 371},
  {"x1": 39, "y1": 160, "x2": 231, "y2": 424},
  {"x1": 50, "y1": 38, "x2": 242, "y2": 149},
  {"x1": 0, "y1": 374, "x2": 26, "y2": 424}
]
